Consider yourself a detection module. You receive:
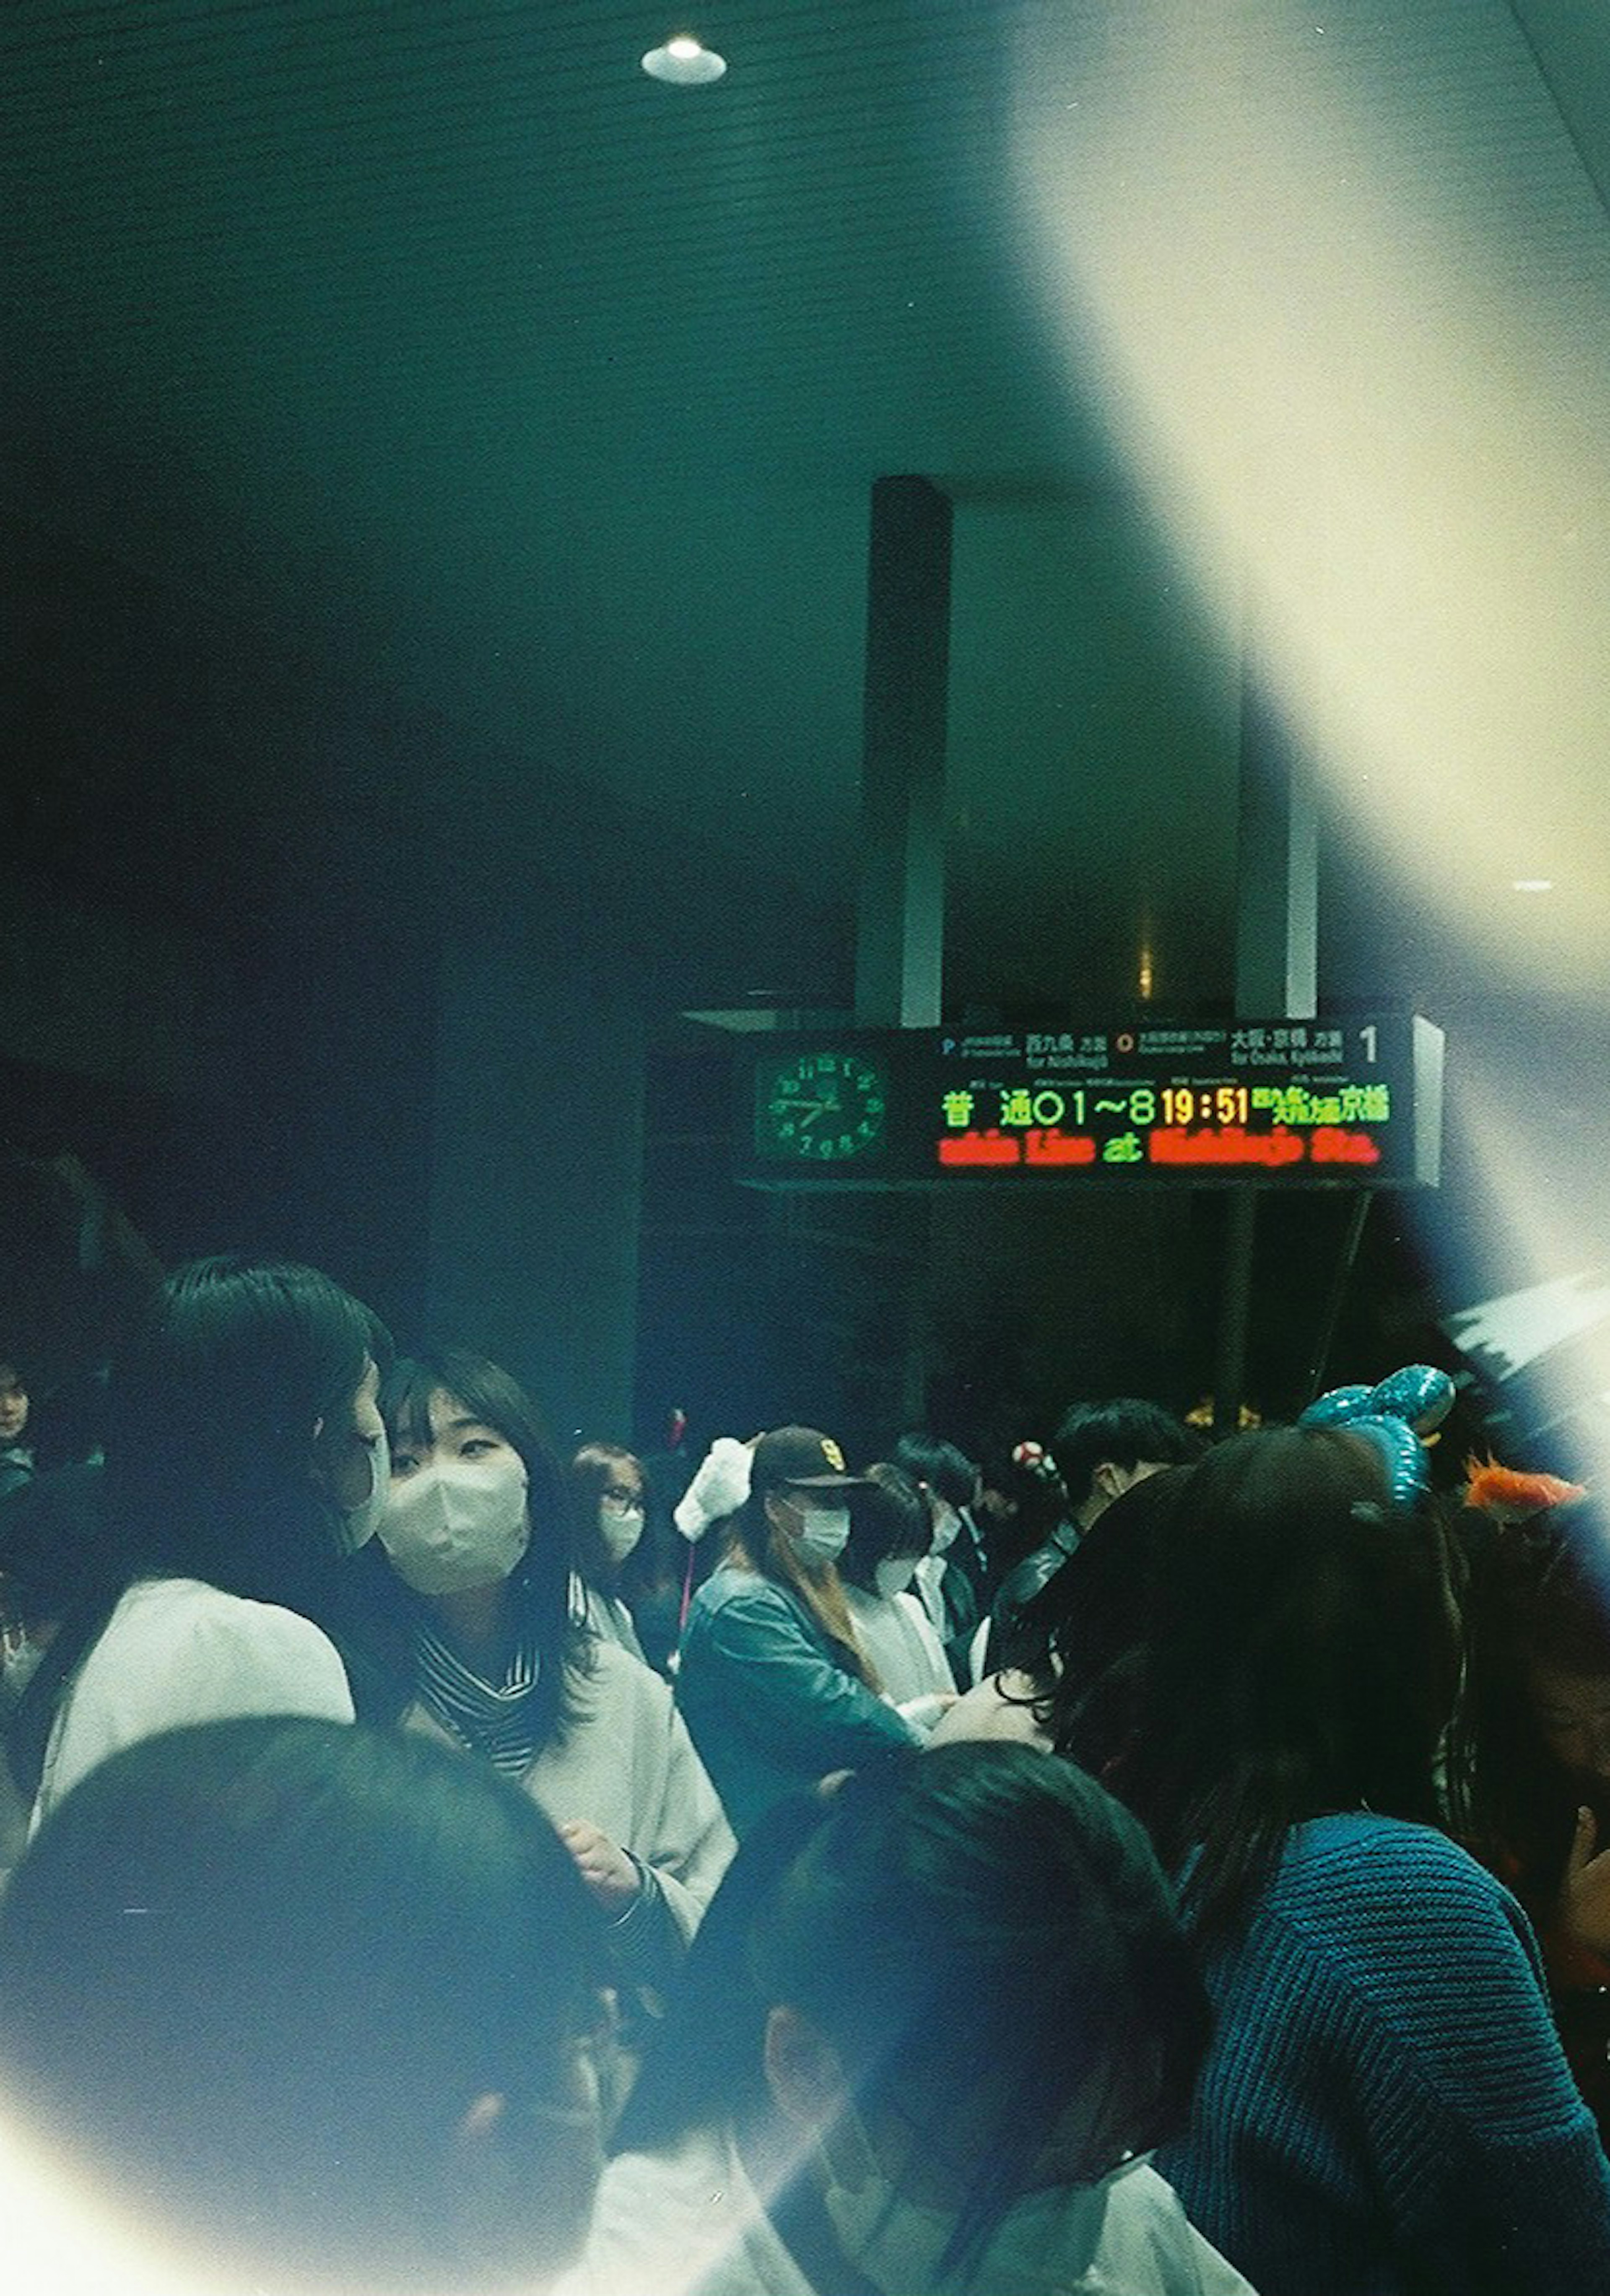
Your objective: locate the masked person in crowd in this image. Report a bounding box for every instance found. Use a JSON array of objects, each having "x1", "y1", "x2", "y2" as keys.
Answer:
[
  {"x1": 568, "y1": 1442, "x2": 650, "y2": 1663},
  {"x1": 372, "y1": 1350, "x2": 732, "y2": 1994},
  {"x1": 6, "y1": 1257, "x2": 388, "y2": 1837},
  {"x1": 891, "y1": 1433, "x2": 988, "y2": 1684},
  {"x1": 837, "y1": 1462, "x2": 955, "y2": 1728},
  {"x1": 0, "y1": 1715, "x2": 610, "y2": 2293},
  {"x1": 568, "y1": 1741, "x2": 1254, "y2": 2296},
  {"x1": 1114, "y1": 1426, "x2": 1610, "y2": 2296},
  {"x1": 674, "y1": 1426, "x2": 921, "y2": 1838}
]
